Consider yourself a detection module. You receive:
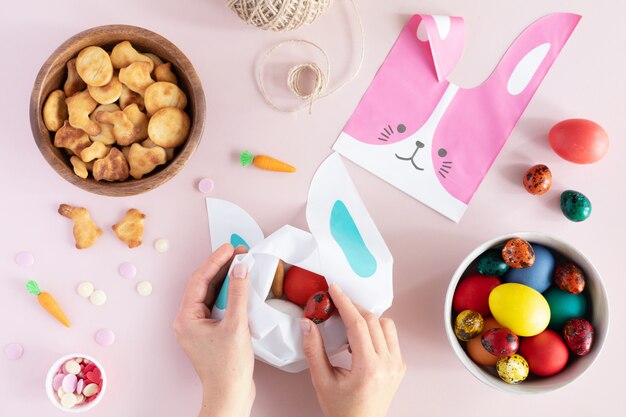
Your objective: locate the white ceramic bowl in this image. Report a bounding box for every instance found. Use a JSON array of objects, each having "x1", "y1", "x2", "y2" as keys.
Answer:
[
  {"x1": 45, "y1": 353, "x2": 107, "y2": 412},
  {"x1": 444, "y1": 232, "x2": 609, "y2": 394}
]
